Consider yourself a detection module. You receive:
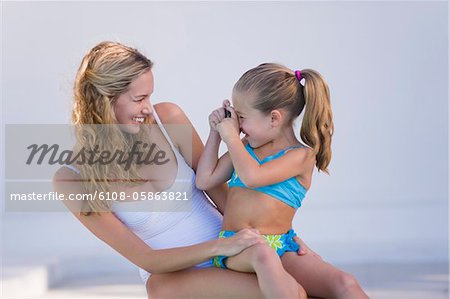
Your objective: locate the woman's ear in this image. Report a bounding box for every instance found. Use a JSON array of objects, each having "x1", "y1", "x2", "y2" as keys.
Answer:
[{"x1": 270, "y1": 110, "x2": 283, "y2": 127}]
